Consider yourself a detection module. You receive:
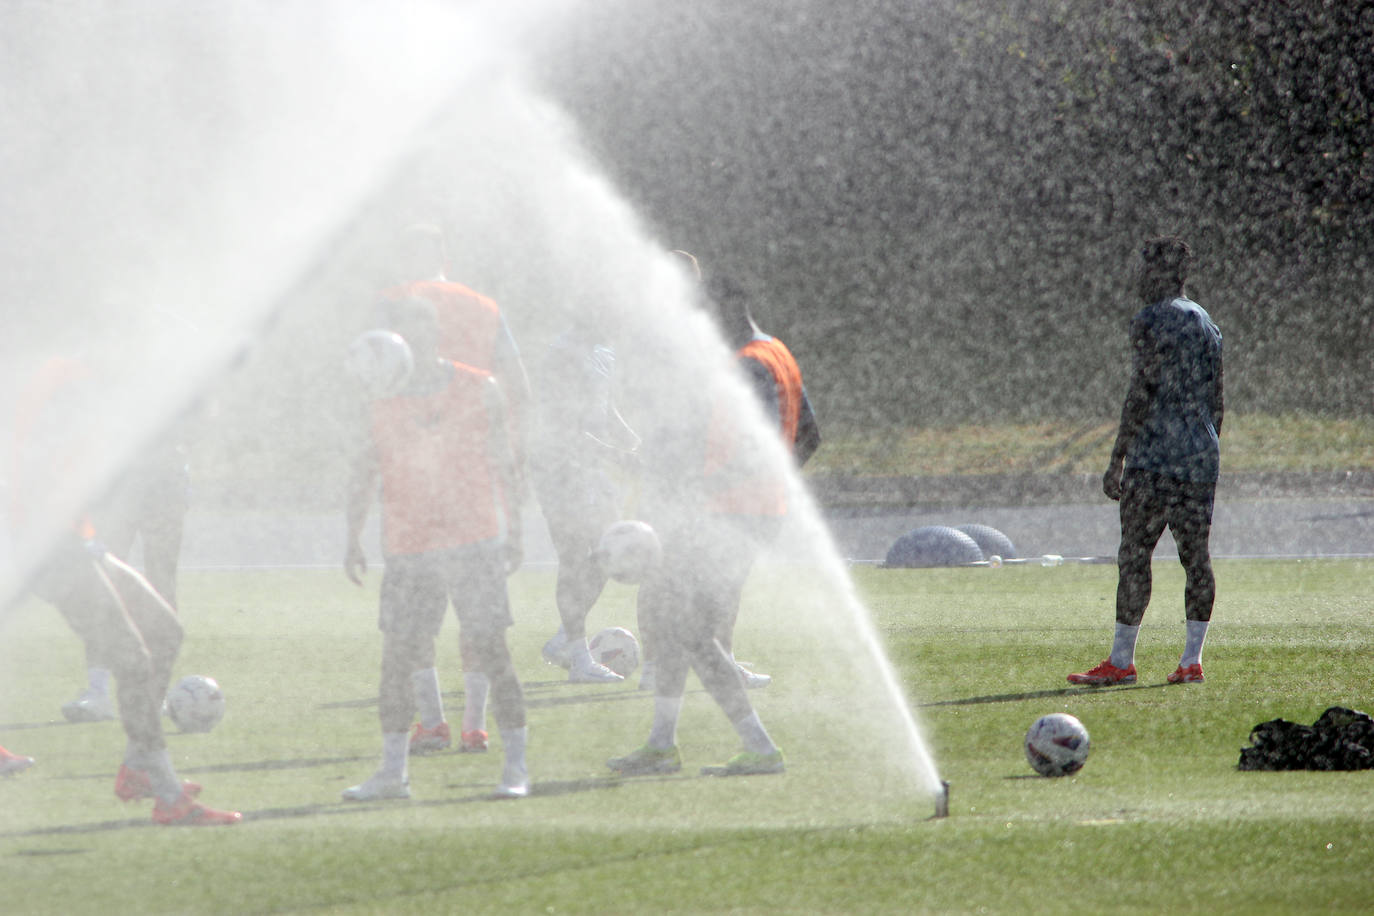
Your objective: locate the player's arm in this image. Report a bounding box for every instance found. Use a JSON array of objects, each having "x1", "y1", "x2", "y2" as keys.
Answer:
[
  {"x1": 795, "y1": 388, "x2": 821, "y2": 467},
  {"x1": 1103, "y1": 318, "x2": 1158, "y2": 500},
  {"x1": 1212, "y1": 345, "x2": 1224, "y2": 437},
  {"x1": 484, "y1": 376, "x2": 525, "y2": 575},
  {"x1": 491, "y1": 316, "x2": 532, "y2": 460},
  {"x1": 741, "y1": 356, "x2": 779, "y2": 425},
  {"x1": 343, "y1": 435, "x2": 379, "y2": 585}
]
